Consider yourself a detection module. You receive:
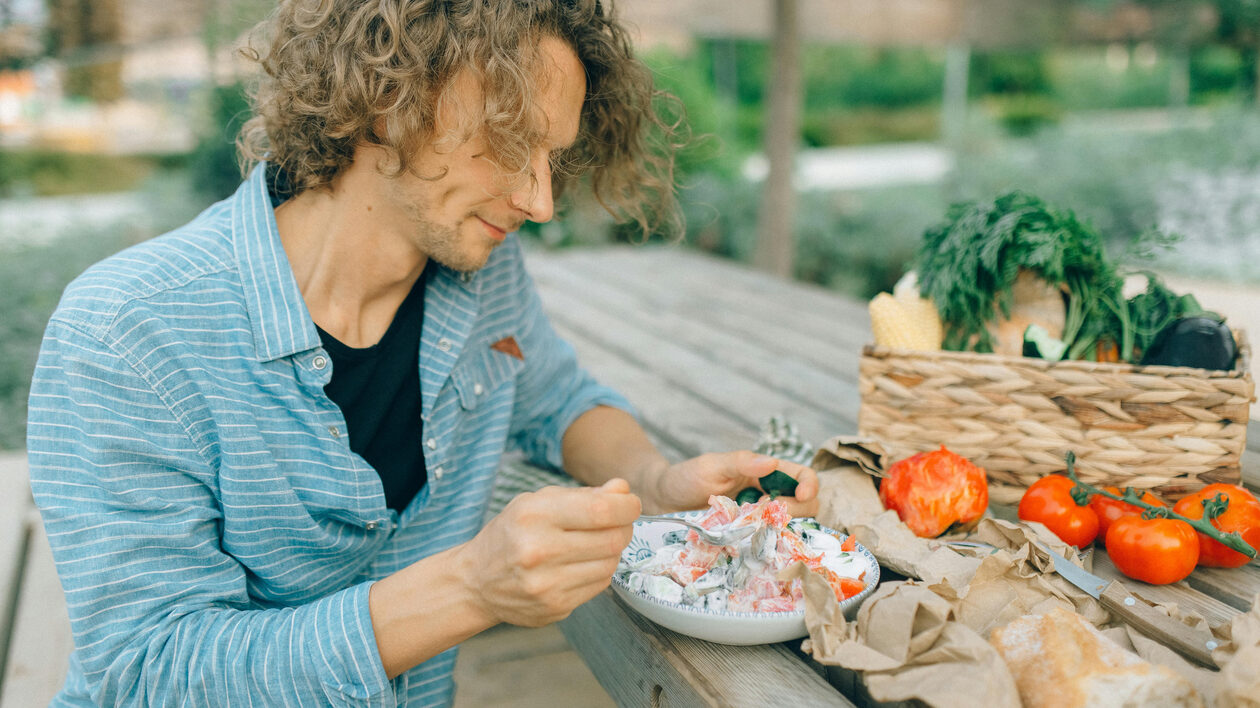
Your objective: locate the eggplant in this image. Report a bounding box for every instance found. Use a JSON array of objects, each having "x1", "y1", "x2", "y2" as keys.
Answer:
[{"x1": 1139, "y1": 316, "x2": 1236, "y2": 371}]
